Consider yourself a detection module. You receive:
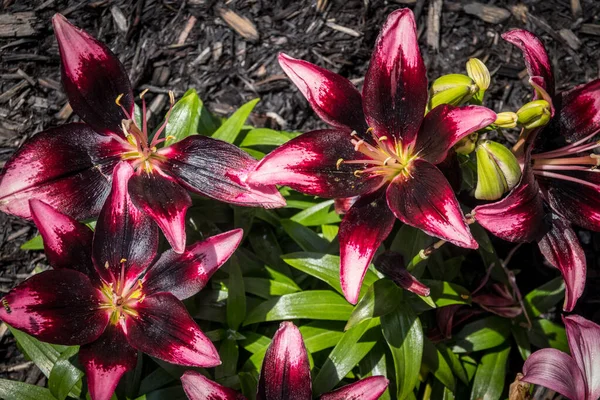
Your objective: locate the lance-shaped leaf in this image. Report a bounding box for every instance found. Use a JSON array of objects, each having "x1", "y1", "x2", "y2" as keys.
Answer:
[{"x1": 182, "y1": 371, "x2": 247, "y2": 400}]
